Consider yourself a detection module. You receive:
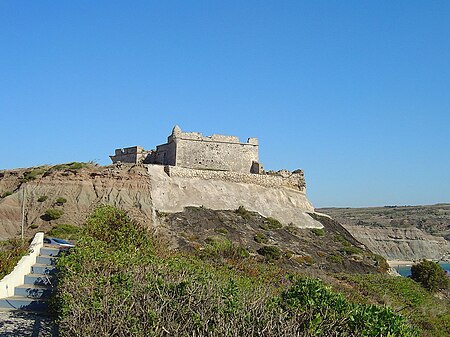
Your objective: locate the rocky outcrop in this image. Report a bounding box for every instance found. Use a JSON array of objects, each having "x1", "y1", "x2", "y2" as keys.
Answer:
[
  {"x1": 0, "y1": 163, "x2": 321, "y2": 240},
  {"x1": 343, "y1": 225, "x2": 450, "y2": 261}
]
